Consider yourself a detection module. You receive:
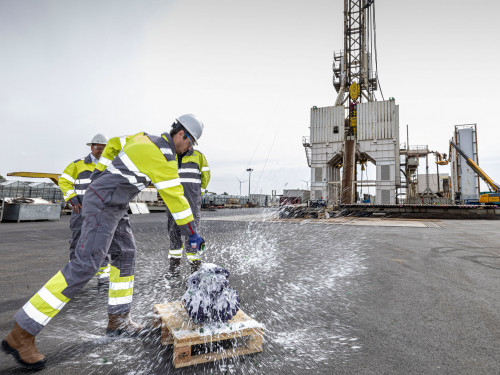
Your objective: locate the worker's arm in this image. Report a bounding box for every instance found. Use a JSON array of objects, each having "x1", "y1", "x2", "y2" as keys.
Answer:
[
  {"x1": 199, "y1": 153, "x2": 211, "y2": 195},
  {"x1": 58, "y1": 161, "x2": 81, "y2": 210},
  {"x1": 152, "y1": 161, "x2": 197, "y2": 235},
  {"x1": 125, "y1": 138, "x2": 197, "y2": 236},
  {"x1": 91, "y1": 134, "x2": 136, "y2": 180},
  {"x1": 93, "y1": 136, "x2": 124, "y2": 173}
]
